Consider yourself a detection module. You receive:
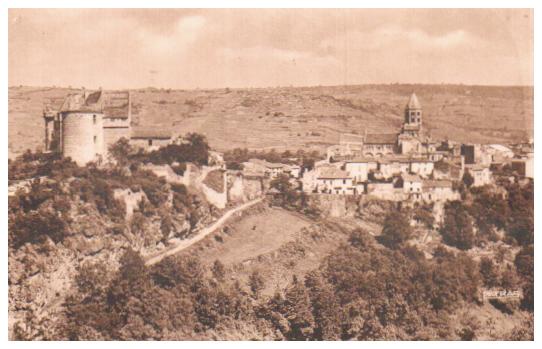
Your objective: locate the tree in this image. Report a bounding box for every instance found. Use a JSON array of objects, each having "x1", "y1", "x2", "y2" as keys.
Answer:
[
  {"x1": 413, "y1": 205, "x2": 435, "y2": 229},
  {"x1": 379, "y1": 211, "x2": 412, "y2": 249},
  {"x1": 249, "y1": 270, "x2": 265, "y2": 298},
  {"x1": 462, "y1": 170, "x2": 474, "y2": 188},
  {"x1": 514, "y1": 245, "x2": 533, "y2": 311},
  {"x1": 479, "y1": 257, "x2": 500, "y2": 288},
  {"x1": 160, "y1": 213, "x2": 173, "y2": 243},
  {"x1": 211, "y1": 260, "x2": 226, "y2": 282},
  {"x1": 304, "y1": 271, "x2": 341, "y2": 340},
  {"x1": 108, "y1": 138, "x2": 133, "y2": 166},
  {"x1": 118, "y1": 248, "x2": 147, "y2": 284},
  {"x1": 283, "y1": 276, "x2": 315, "y2": 340},
  {"x1": 440, "y1": 201, "x2": 475, "y2": 250}
]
